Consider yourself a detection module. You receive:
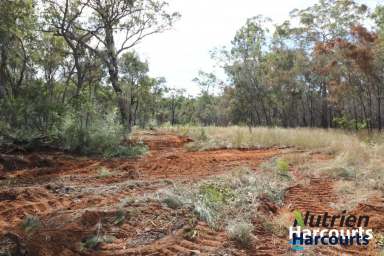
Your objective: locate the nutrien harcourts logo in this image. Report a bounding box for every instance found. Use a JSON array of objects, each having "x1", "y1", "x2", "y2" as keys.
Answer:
[{"x1": 289, "y1": 210, "x2": 373, "y2": 251}]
